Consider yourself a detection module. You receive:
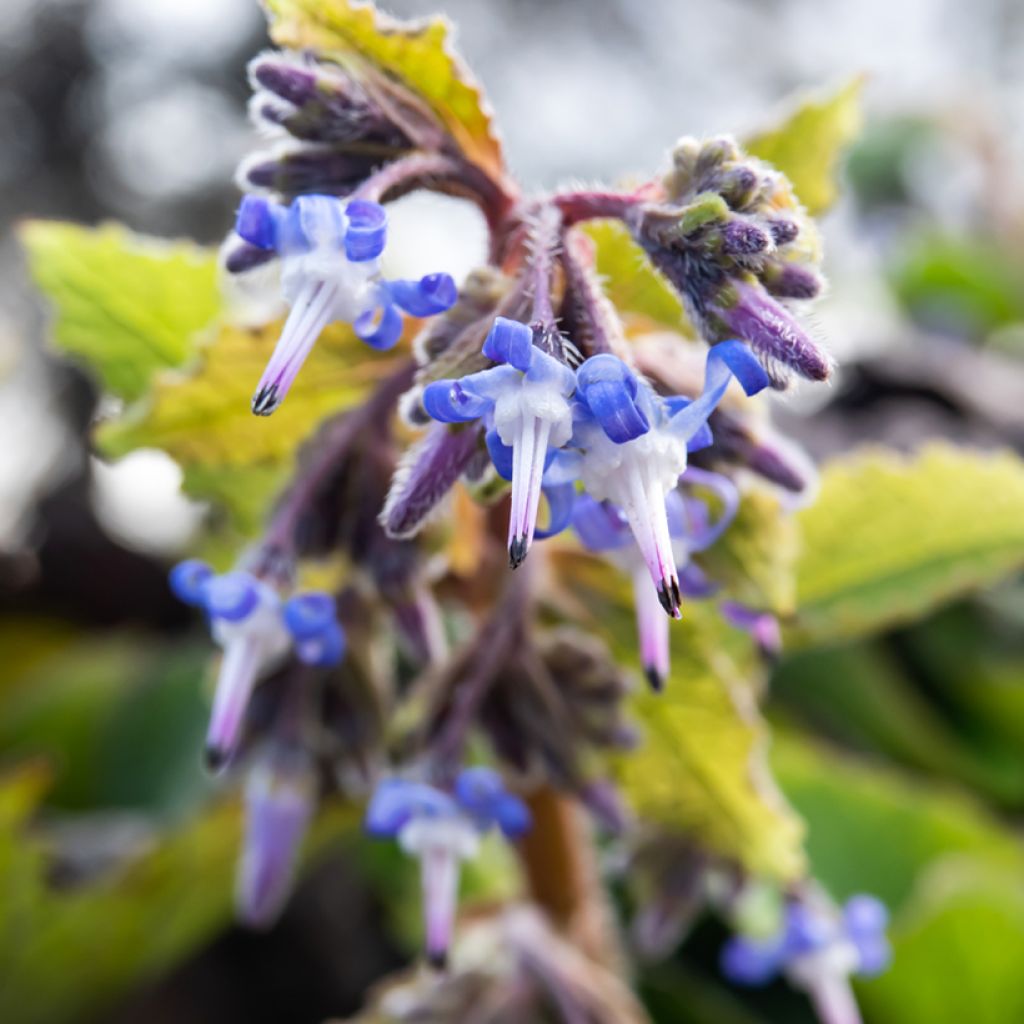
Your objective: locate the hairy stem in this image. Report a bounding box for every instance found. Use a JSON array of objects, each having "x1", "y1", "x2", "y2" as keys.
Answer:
[
  {"x1": 354, "y1": 151, "x2": 516, "y2": 231},
  {"x1": 560, "y1": 230, "x2": 627, "y2": 357},
  {"x1": 552, "y1": 189, "x2": 643, "y2": 226},
  {"x1": 257, "y1": 360, "x2": 416, "y2": 566}
]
